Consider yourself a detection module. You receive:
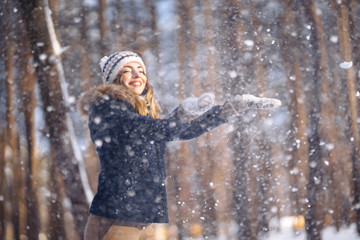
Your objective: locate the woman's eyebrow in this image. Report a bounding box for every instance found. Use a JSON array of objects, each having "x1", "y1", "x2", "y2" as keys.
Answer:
[{"x1": 123, "y1": 65, "x2": 143, "y2": 70}]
